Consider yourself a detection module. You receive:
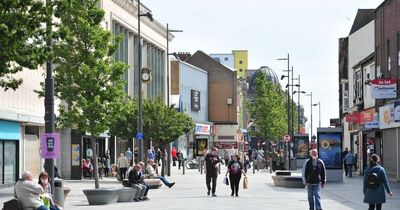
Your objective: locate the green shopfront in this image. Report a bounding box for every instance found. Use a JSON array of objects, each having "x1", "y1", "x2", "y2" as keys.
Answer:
[{"x1": 0, "y1": 120, "x2": 20, "y2": 187}]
